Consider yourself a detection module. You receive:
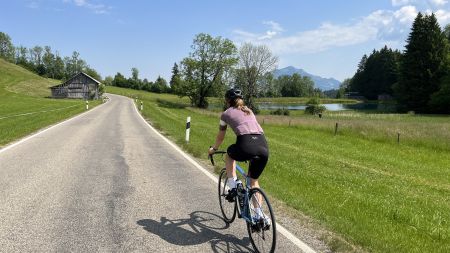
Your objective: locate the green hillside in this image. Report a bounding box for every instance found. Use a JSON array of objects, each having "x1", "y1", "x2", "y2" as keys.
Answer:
[{"x1": 0, "y1": 59, "x2": 100, "y2": 147}]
